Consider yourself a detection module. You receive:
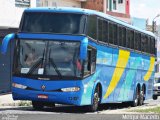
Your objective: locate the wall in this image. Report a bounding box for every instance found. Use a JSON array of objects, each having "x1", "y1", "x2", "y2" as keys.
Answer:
[
  {"x1": 82, "y1": 0, "x2": 104, "y2": 12},
  {"x1": 38, "y1": 0, "x2": 81, "y2": 7},
  {"x1": 0, "y1": 0, "x2": 36, "y2": 28}
]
